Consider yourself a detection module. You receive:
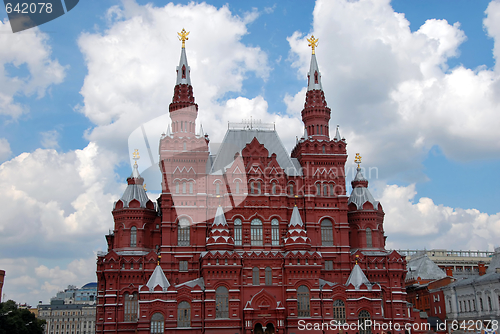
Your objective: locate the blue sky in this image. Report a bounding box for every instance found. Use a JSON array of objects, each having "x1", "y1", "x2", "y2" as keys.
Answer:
[{"x1": 0, "y1": 0, "x2": 499, "y2": 305}]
